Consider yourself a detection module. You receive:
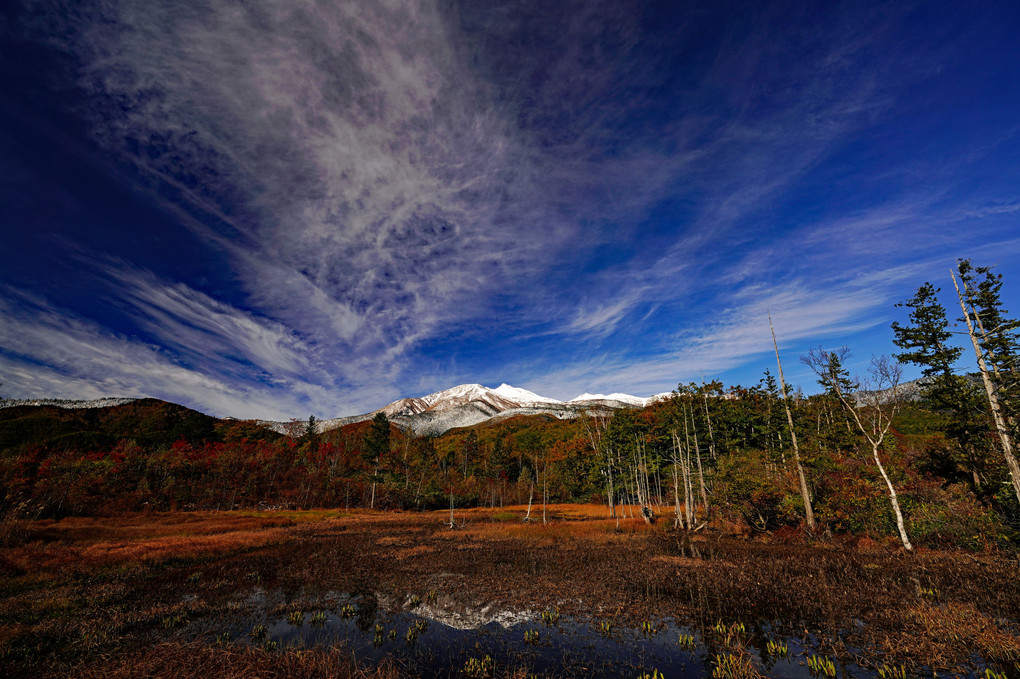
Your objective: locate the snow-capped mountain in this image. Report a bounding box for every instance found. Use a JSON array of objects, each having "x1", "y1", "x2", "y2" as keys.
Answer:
[
  {"x1": 492, "y1": 383, "x2": 562, "y2": 405},
  {"x1": 568, "y1": 392, "x2": 673, "y2": 408},
  {"x1": 2, "y1": 384, "x2": 673, "y2": 437},
  {"x1": 262, "y1": 383, "x2": 673, "y2": 436}
]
